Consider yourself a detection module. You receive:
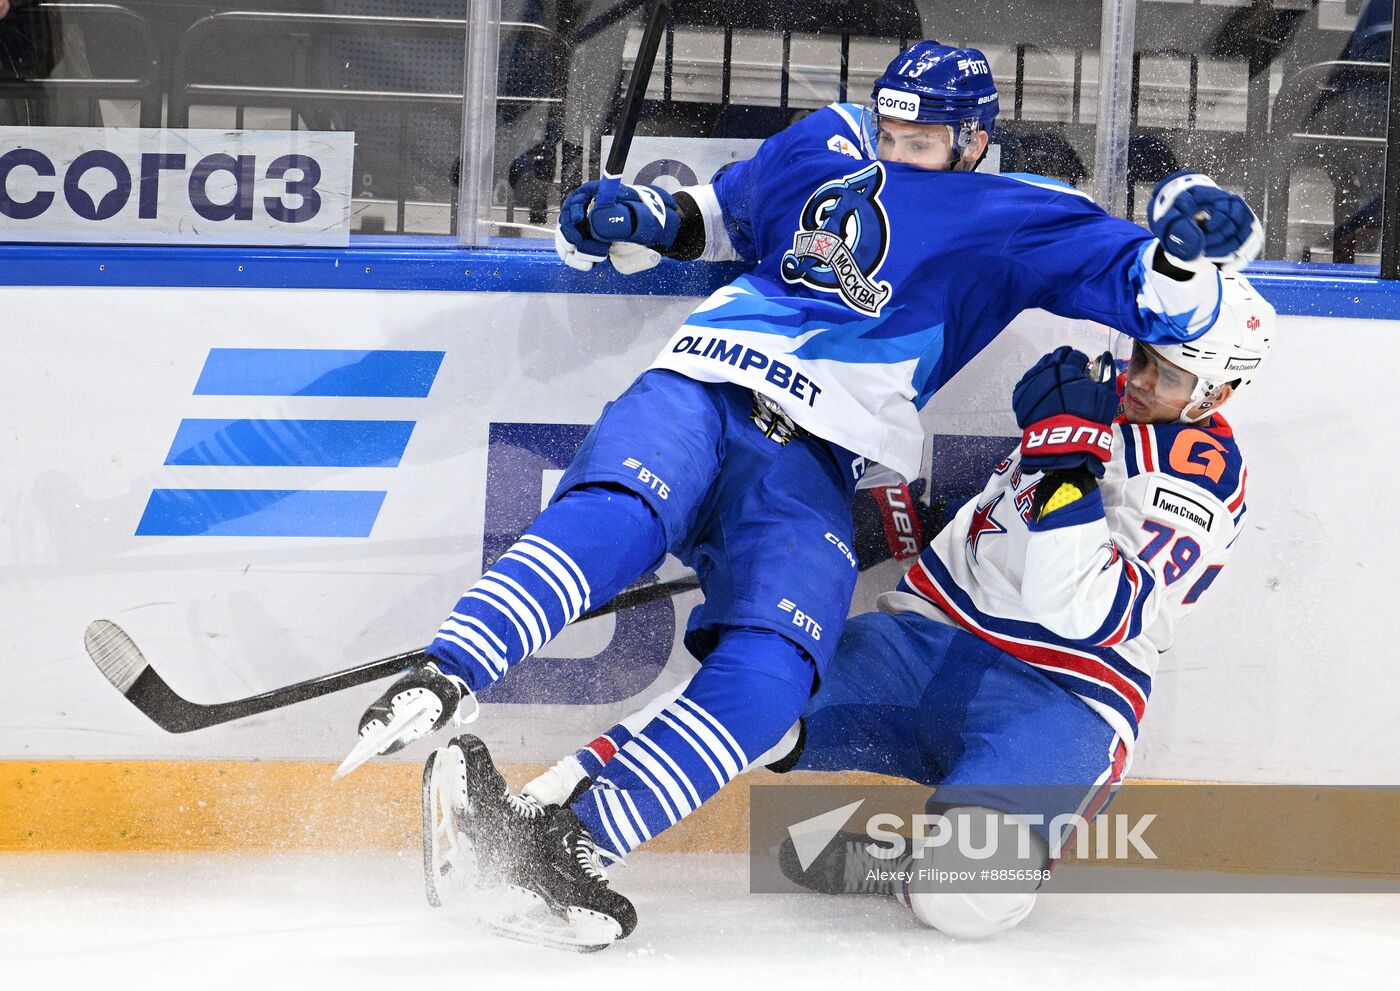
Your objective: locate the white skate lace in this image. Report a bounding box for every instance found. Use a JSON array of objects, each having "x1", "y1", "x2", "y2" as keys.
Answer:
[
  {"x1": 505, "y1": 790, "x2": 545, "y2": 819},
  {"x1": 573, "y1": 833, "x2": 608, "y2": 883}
]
